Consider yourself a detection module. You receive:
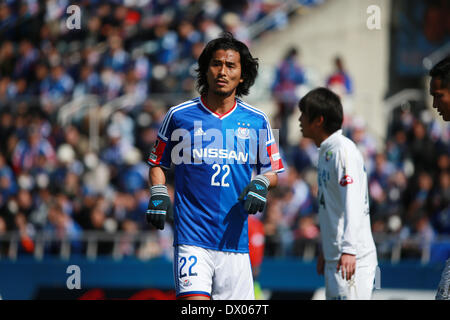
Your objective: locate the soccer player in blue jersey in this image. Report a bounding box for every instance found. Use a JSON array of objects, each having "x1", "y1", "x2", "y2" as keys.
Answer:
[{"x1": 145, "y1": 32, "x2": 284, "y2": 300}]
